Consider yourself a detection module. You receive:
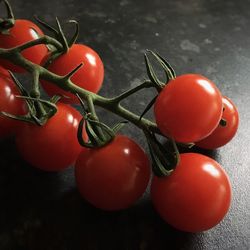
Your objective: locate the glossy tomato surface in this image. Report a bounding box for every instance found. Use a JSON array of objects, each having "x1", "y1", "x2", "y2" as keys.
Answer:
[
  {"x1": 0, "y1": 66, "x2": 27, "y2": 137},
  {"x1": 154, "y1": 74, "x2": 223, "y2": 143},
  {"x1": 0, "y1": 19, "x2": 48, "y2": 72},
  {"x1": 196, "y1": 96, "x2": 239, "y2": 149},
  {"x1": 41, "y1": 44, "x2": 104, "y2": 104},
  {"x1": 151, "y1": 153, "x2": 231, "y2": 232},
  {"x1": 75, "y1": 135, "x2": 151, "y2": 211},
  {"x1": 16, "y1": 103, "x2": 84, "y2": 171}
]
